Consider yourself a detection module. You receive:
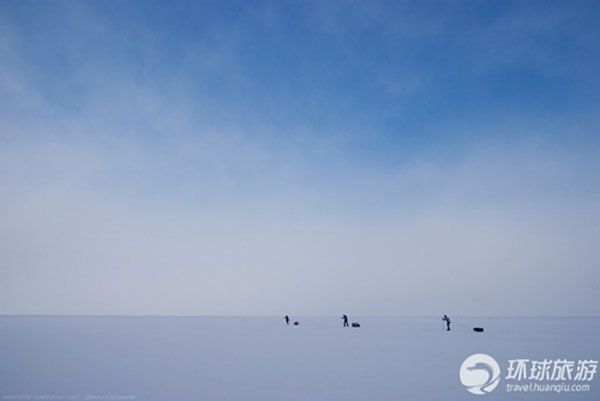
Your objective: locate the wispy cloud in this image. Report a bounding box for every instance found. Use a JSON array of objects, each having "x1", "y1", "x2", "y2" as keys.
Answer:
[{"x1": 1, "y1": 0, "x2": 599, "y2": 315}]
